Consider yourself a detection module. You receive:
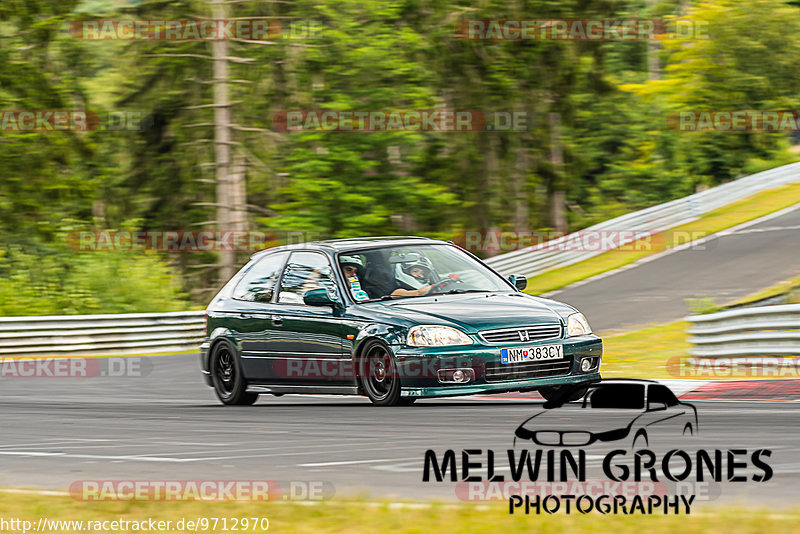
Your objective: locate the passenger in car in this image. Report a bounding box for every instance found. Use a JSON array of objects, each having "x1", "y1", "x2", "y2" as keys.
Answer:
[{"x1": 391, "y1": 257, "x2": 436, "y2": 297}]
